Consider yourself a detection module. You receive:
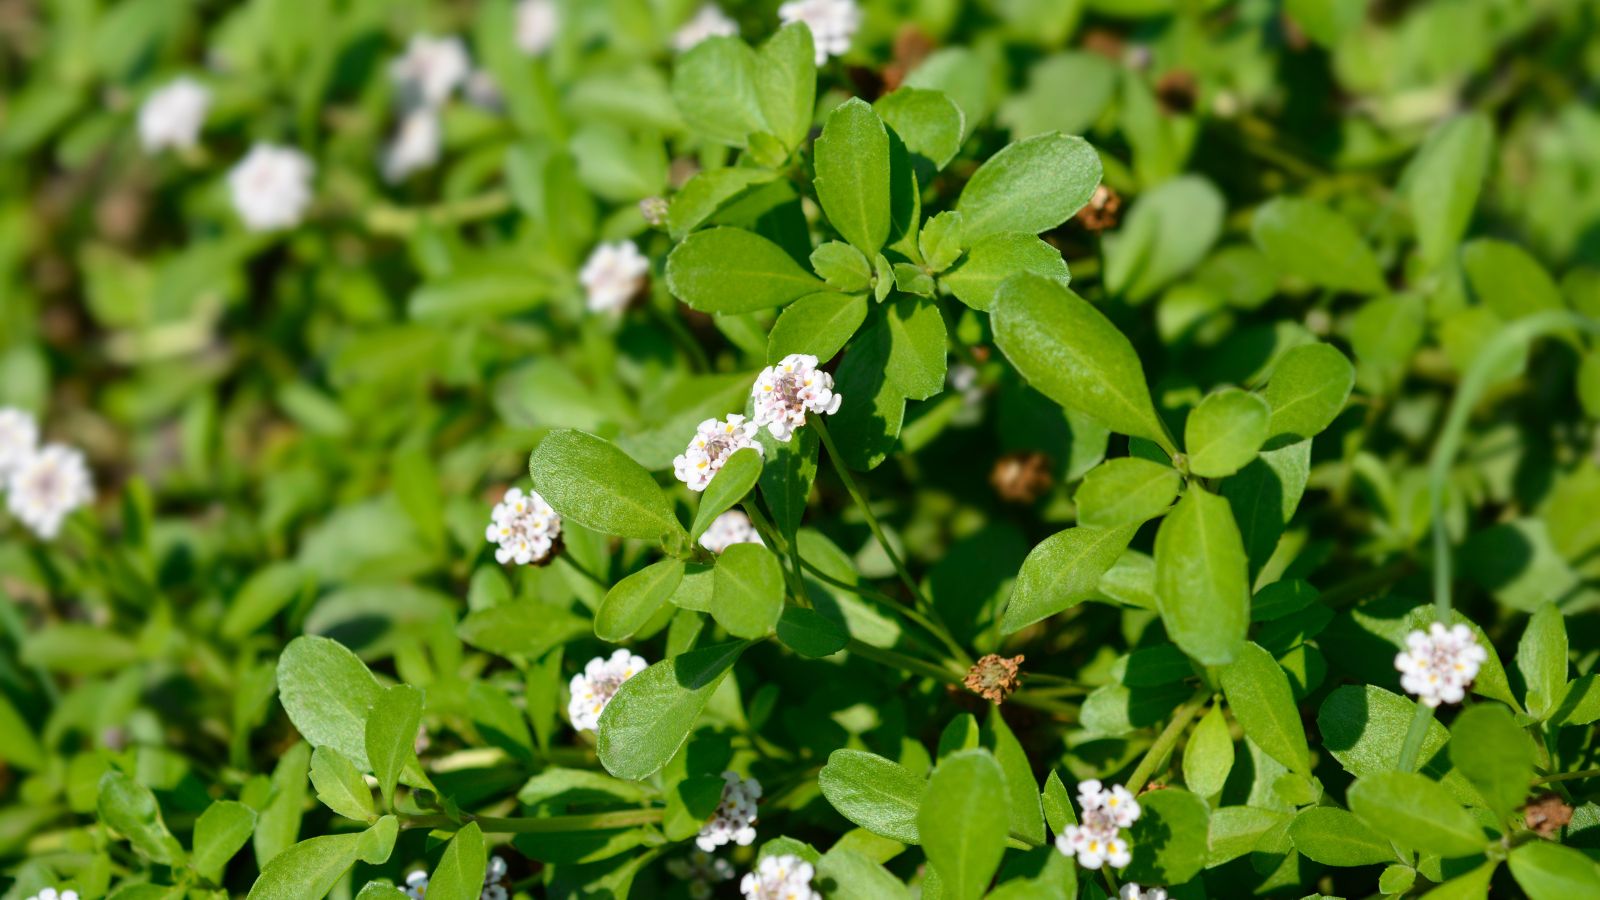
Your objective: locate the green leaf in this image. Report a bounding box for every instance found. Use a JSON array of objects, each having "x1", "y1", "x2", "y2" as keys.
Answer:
[
  {"x1": 245, "y1": 832, "x2": 364, "y2": 900},
  {"x1": 309, "y1": 747, "x2": 376, "y2": 823},
  {"x1": 758, "y1": 425, "x2": 819, "y2": 540},
  {"x1": 810, "y1": 242, "x2": 873, "y2": 293},
  {"x1": 1380, "y1": 864, "x2": 1418, "y2": 895},
  {"x1": 1552, "y1": 673, "x2": 1600, "y2": 727},
  {"x1": 1260, "y1": 343, "x2": 1355, "y2": 441},
  {"x1": 818, "y1": 749, "x2": 926, "y2": 844},
  {"x1": 427, "y1": 822, "x2": 486, "y2": 900},
  {"x1": 667, "y1": 167, "x2": 779, "y2": 240},
  {"x1": 1351, "y1": 294, "x2": 1427, "y2": 394},
  {"x1": 1517, "y1": 602, "x2": 1569, "y2": 720},
  {"x1": 1288, "y1": 807, "x2": 1395, "y2": 866},
  {"x1": 1154, "y1": 487, "x2": 1251, "y2": 666},
  {"x1": 816, "y1": 846, "x2": 912, "y2": 900},
  {"x1": 1122, "y1": 788, "x2": 1210, "y2": 886},
  {"x1": 254, "y1": 742, "x2": 311, "y2": 867},
  {"x1": 875, "y1": 87, "x2": 965, "y2": 180},
  {"x1": 1102, "y1": 175, "x2": 1225, "y2": 302},
  {"x1": 98, "y1": 772, "x2": 185, "y2": 865},
  {"x1": 815, "y1": 98, "x2": 892, "y2": 256},
  {"x1": 194, "y1": 800, "x2": 257, "y2": 884},
  {"x1": 919, "y1": 211, "x2": 964, "y2": 273},
  {"x1": 957, "y1": 134, "x2": 1102, "y2": 240},
  {"x1": 364, "y1": 684, "x2": 423, "y2": 806},
  {"x1": 1222, "y1": 438, "x2": 1311, "y2": 578},
  {"x1": 596, "y1": 640, "x2": 749, "y2": 780},
  {"x1": 690, "y1": 450, "x2": 764, "y2": 542},
  {"x1": 1348, "y1": 771, "x2": 1488, "y2": 858},
  {"x1": 1001, "y1": 524, "x2": 1139, "y2": 633},
  {"x1": 1449, "y1": 704, "x2": 1534, "y2": 823},
  {"x1": 768, "y1": 292, "x2": 868, "y2": 364},
  {"x1": 1404, "y1": 114, "x2": 1494, "y2": 268},
  {"x1": 892, "y1": 262, "x2": 934, "y2": 296},
  {"x1": 1075, "y1": 457, "x2": 1181, "y2": 527},
  {"x1": 1185, "y1": 388, "x2": 1270, "y2": 478},
  {"x1": 712, "y1": 542, "x2": 784, "y2": 638},
  {"x1": 1042, "y1": 769, "x2": 1074, "y2": 835},
  {"x1": 918, "y1": 749, "x2": 1008, "y2": 900},
  {"x1": 1421, "y1": 861, "x2": 1498, "y2": 899},
  {"x1": 0, "y1": 690, "x2": 44, "y2": 770},
  {"x1": 1220, "y1": 642, "x2": 1311, "y2": 775},
  {"x1": 756, "y1": 24, "x2": 817, "y2": 151},
  {"x1": 529, "y1": 429, "x2": 684, "y2": 543},
  {"x1": 597, "y1": 559, "x2": 687, "y2": 643},
  {"x1": 457, "y1": 601, "x2": 590, "y2": 659},
  {"x1": 277, "y1": 636, "x2": 382, "y2": 770},
  {"x1": 1462, "y1": 239, "x2": 1565, "y2": 323},
  {"x1": 1183, "y1": 703, "x2": 1234, "y2": 797},
  {"x1": 665, "y1": 227, "x2": 824, "y2": 314},
  {"x1": 830, "y1": 321, "x2": 906, "y2": 471},
  {"x1": 992, "y1": 274, "x2": 1171, "y2": 451},
  {"x1": 221, "y1": 562, "x2": 313, "y2": 640},
  {"x1": 672, "y1": 36, "x2": 765, "y2": 147},
  {"x1": 942, "y1": 233, "x2": 1067, "y2": 312},
  {"x1": 984, "y1": 707, "x2": 1045, "y2": 846},
  {"x1": 20, "y1": 623, "x2": 139, "y2": 674},
  {"x1": 776, "y1": 605, "x2": 848, "y2": 657},
  {"x1": 1251, "y1": 197, "x2": 1385, "y2": 294},
  {"x1": 884, "y1": 297, "x2": 947, "y2": 400},
  {"x1": 1317, "y1": 685, "x2": 1481, "y2": 806},
  {"x1": 1508, "y1": 841, "x2": 1600, "y2": 899}
]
